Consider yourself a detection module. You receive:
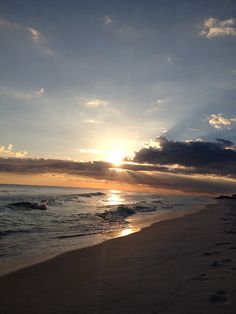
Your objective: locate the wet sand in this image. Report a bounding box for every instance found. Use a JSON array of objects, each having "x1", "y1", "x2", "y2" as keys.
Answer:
[{"x1": 0, "y1": 200, "x2": 236, "y2": 313}]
